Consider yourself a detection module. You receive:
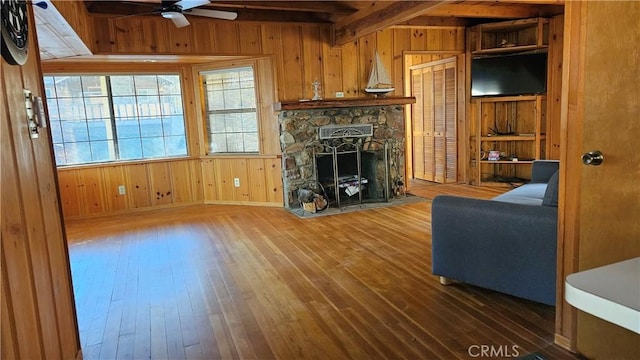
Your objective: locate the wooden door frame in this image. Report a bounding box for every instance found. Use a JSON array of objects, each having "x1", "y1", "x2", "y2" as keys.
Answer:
[
  {"x1": 402, "y1": 51, "x2": 466, "y2": 188},
  {"x1": 555, "y1": 0, "x2": 584, "y2": 351}
]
